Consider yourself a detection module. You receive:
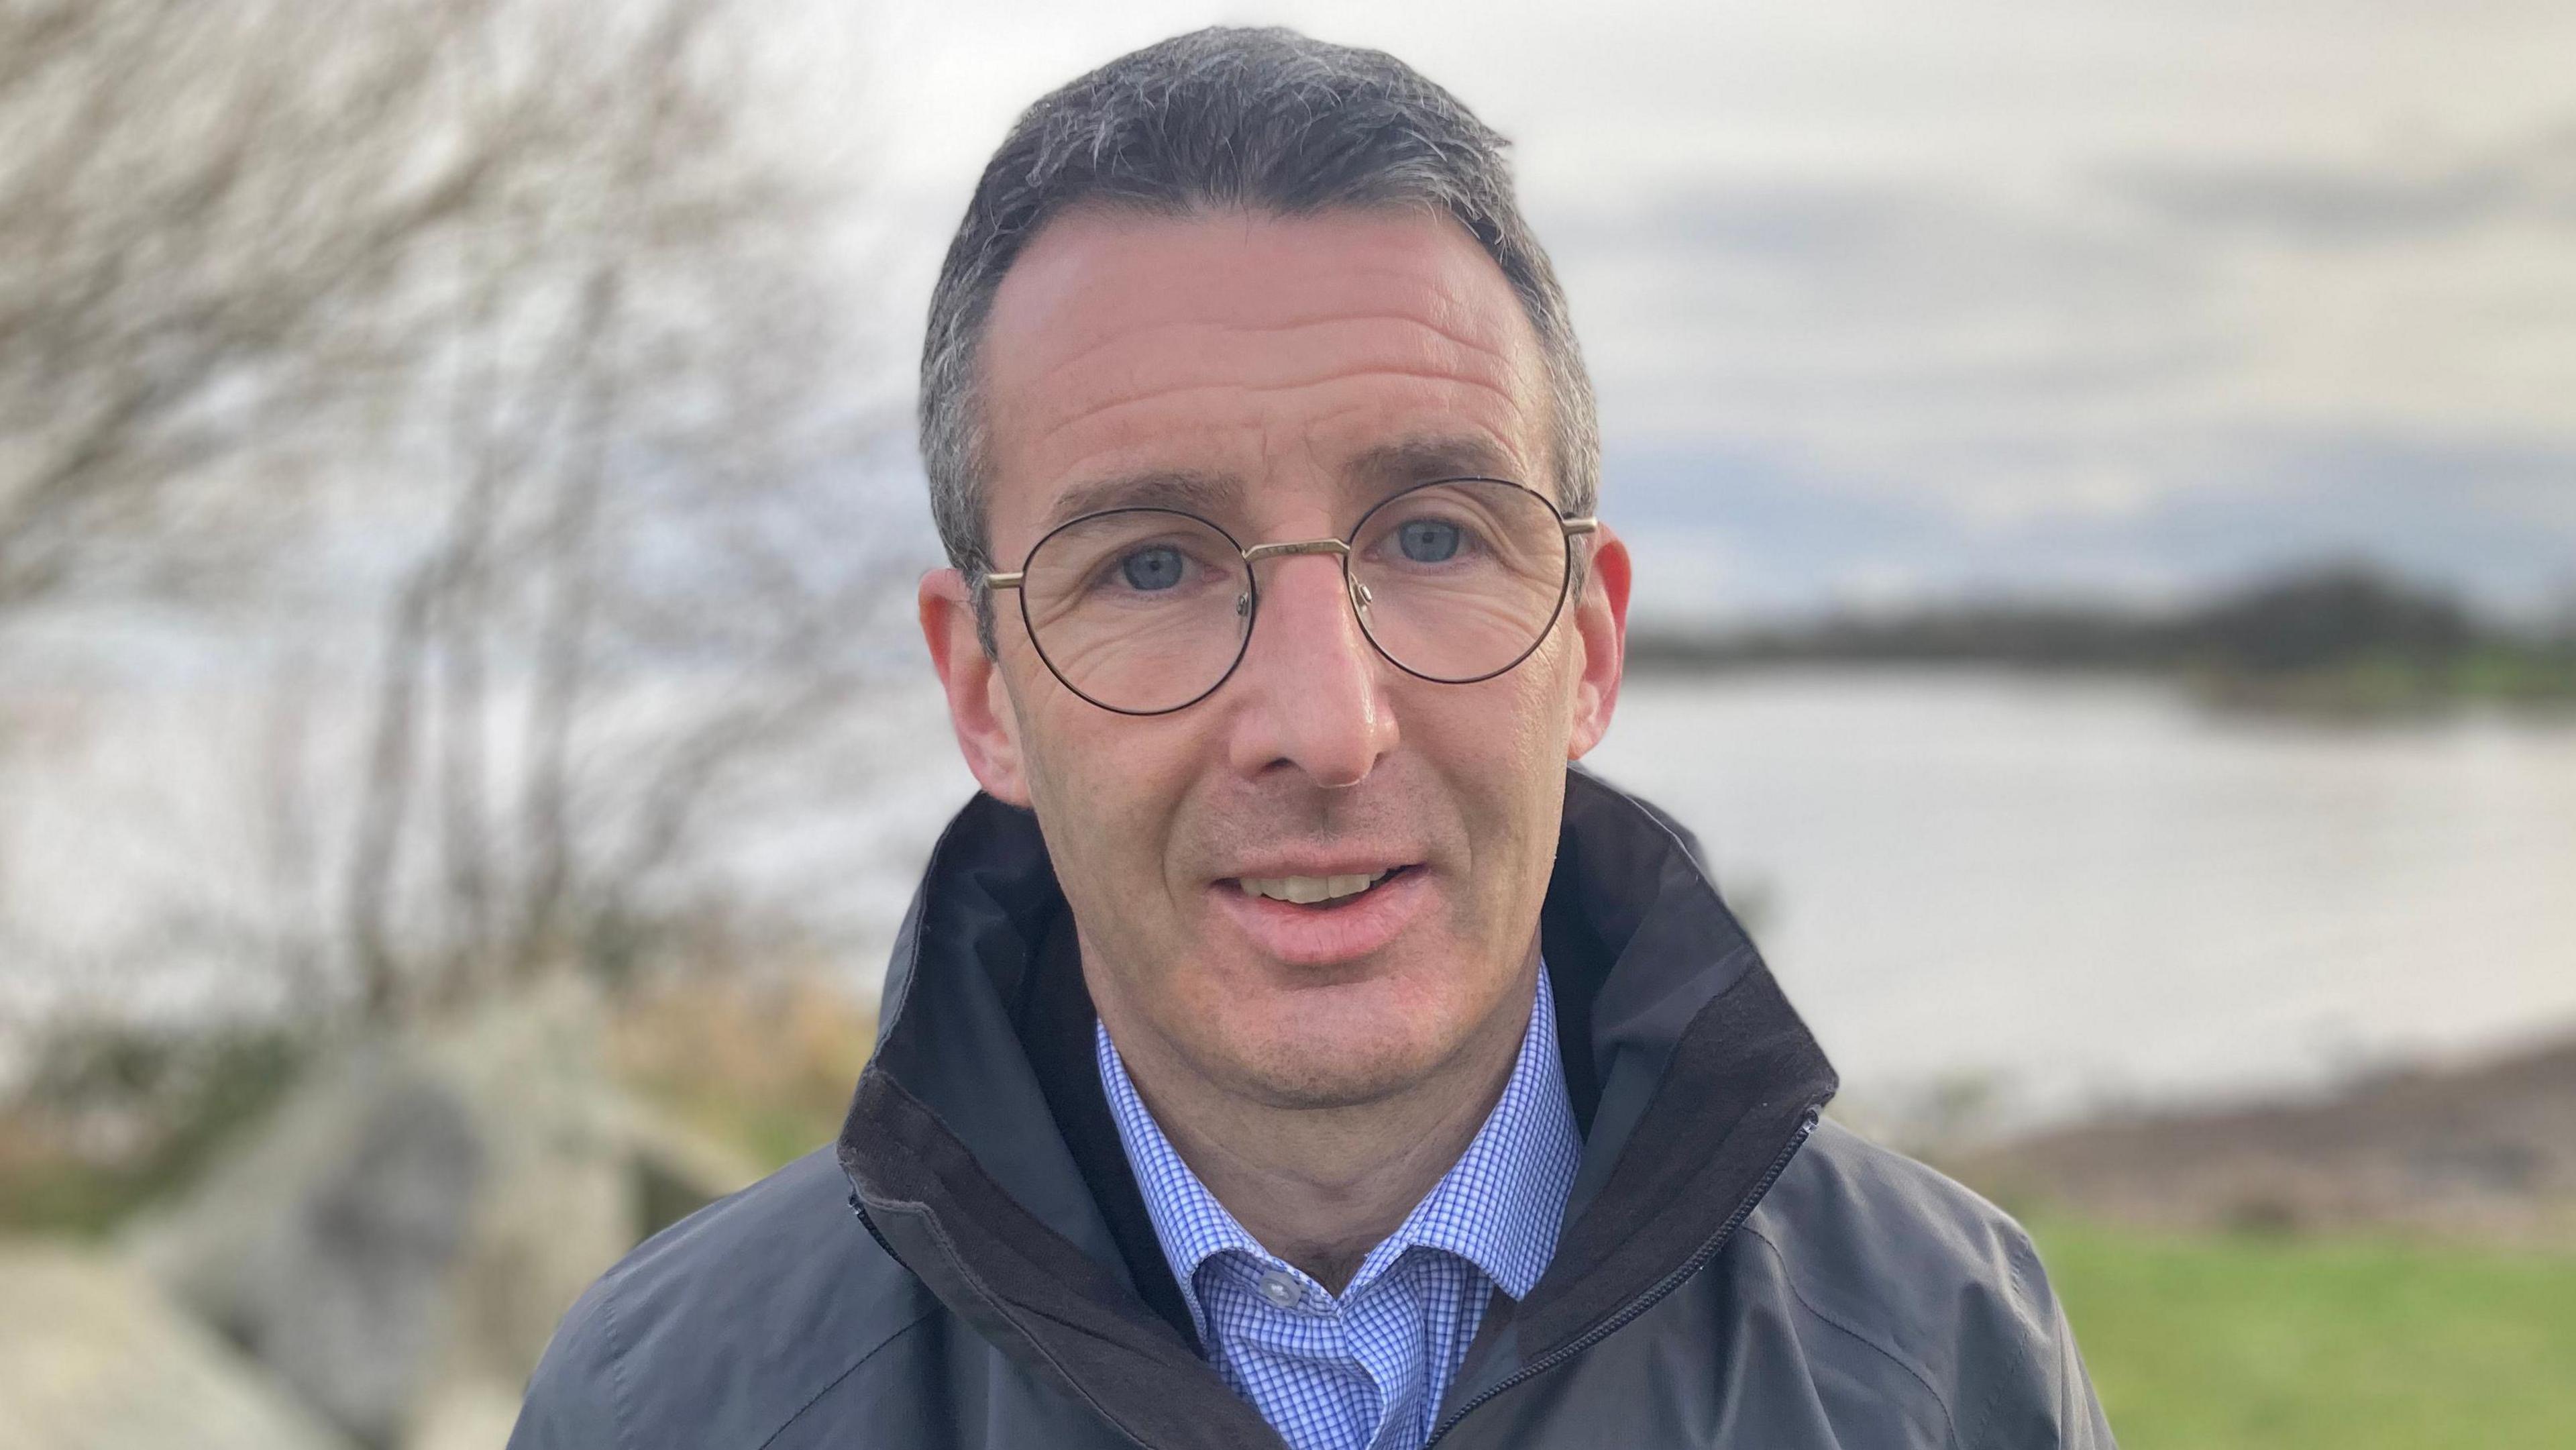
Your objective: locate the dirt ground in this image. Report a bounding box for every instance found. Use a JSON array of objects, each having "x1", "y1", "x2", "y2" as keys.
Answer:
[{"x1": 1951, "y1": 1036, "x2": 2576, "y2": 1248}]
